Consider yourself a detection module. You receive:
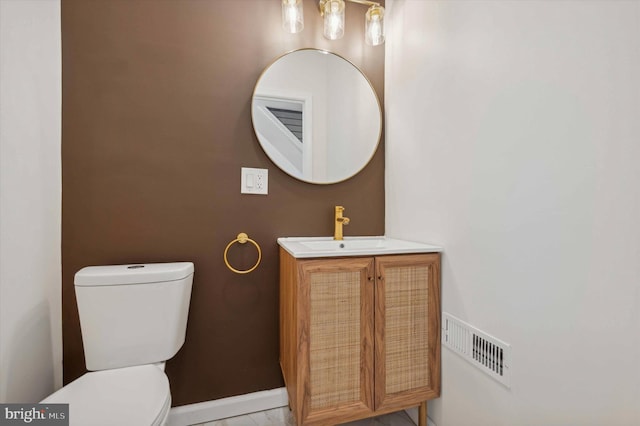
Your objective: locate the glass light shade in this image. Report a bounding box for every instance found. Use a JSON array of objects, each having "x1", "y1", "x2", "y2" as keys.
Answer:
[
  {"x1": 365, "y1": 5, "x2": 385, "y2": 46},
  {"x1": 282, "y1": 0, "x2": 304, "y2": 34},
  {"x1": 323, "y1": 0, "x2": 345, "y2": 40}
]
